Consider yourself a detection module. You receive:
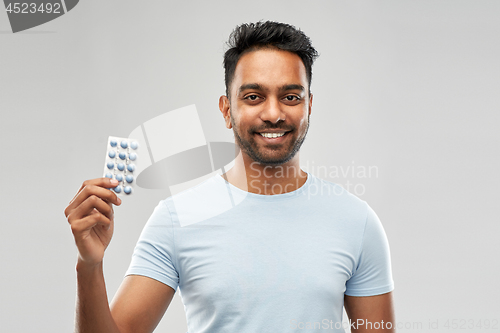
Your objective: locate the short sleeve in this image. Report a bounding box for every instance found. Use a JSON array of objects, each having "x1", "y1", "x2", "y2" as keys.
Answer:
[
  {"x1": 125, "y1": 200, "x2": 179, "y2": 292},
  {"x1": 345, "y1": 203, "x2": 394, "y2": 296}
]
